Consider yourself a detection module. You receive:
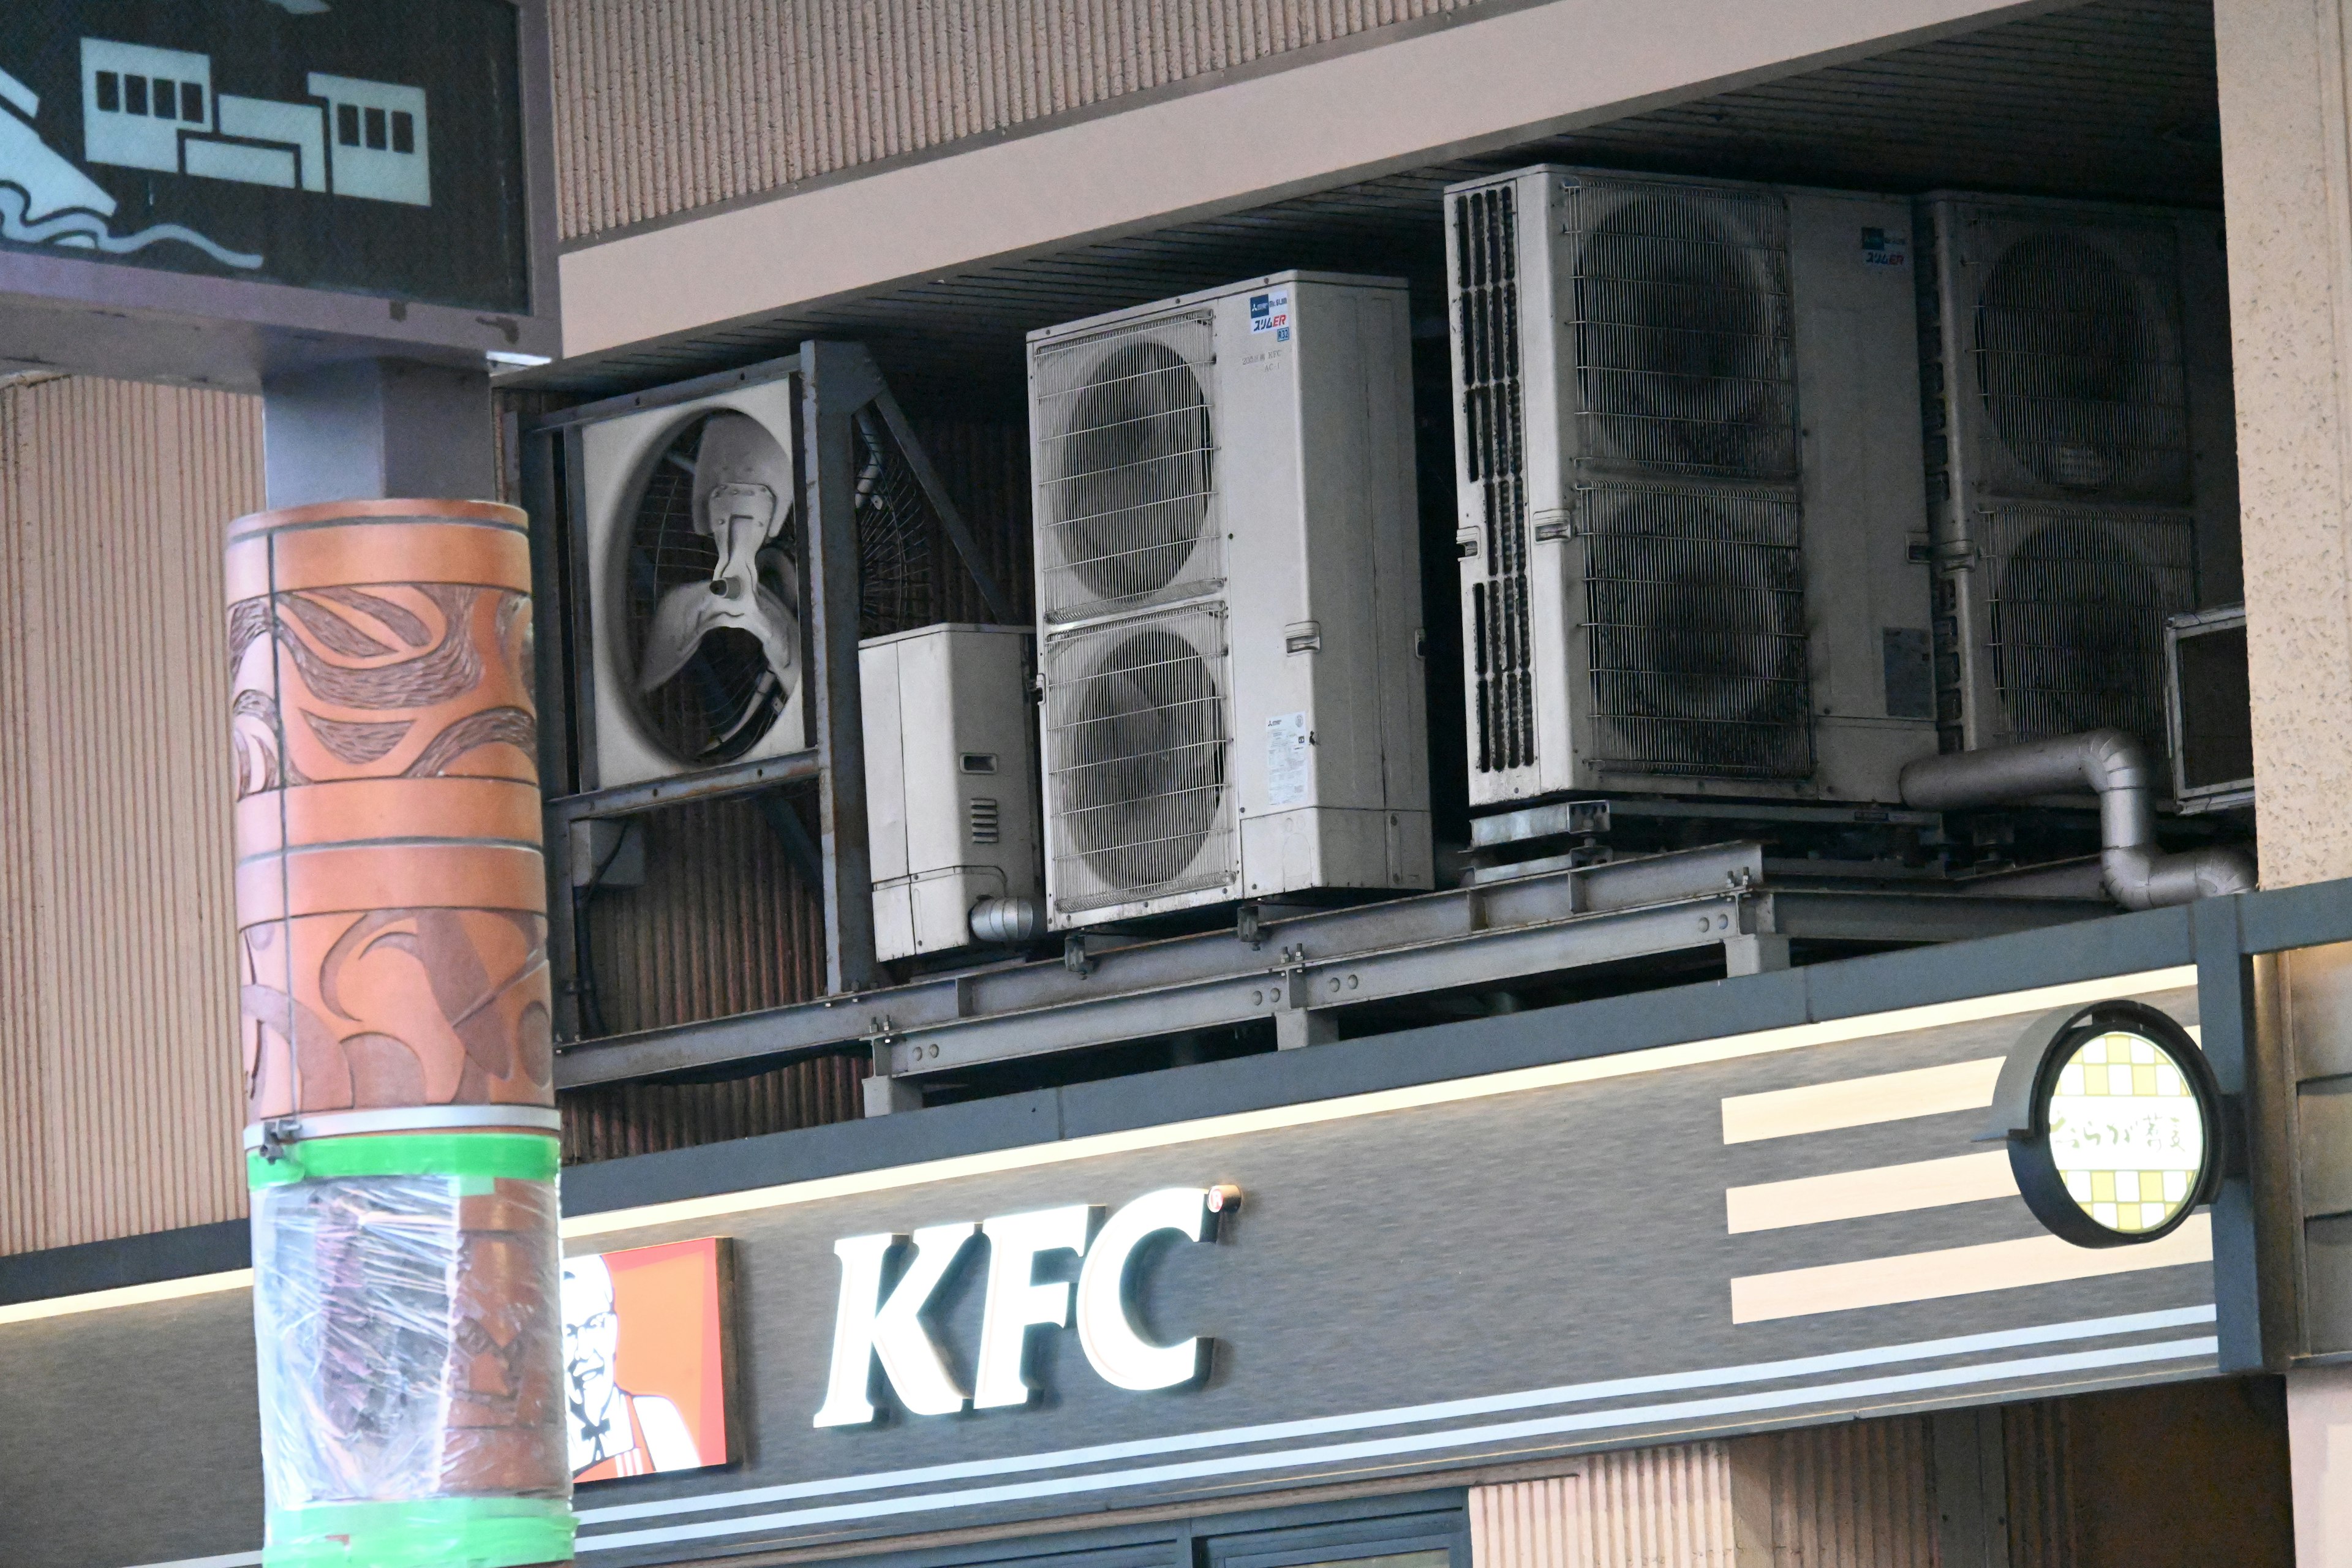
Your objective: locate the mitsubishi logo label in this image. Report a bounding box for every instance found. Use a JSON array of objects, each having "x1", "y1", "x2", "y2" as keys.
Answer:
[{"x1": 813, "y1": 1186, "x2": 1237, "y2": 1427}]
